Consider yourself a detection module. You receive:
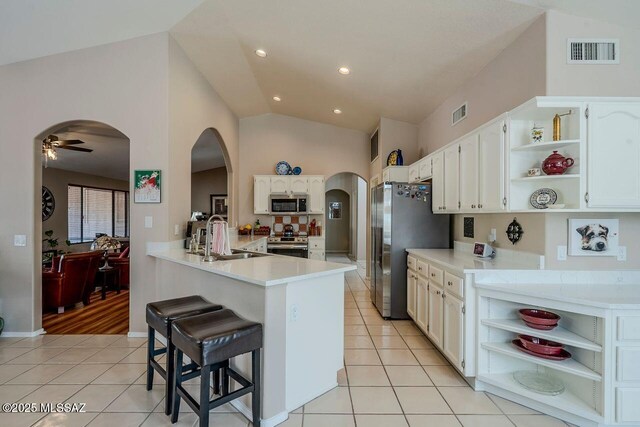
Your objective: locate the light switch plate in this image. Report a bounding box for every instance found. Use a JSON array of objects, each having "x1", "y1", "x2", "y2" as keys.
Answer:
[
  {"x1": 14, "y1": 235, "x2": 27, "y2": 247},
  {"x1": 144, "y1": 216, "x2": 153, "y2": 229},
  {"x1": 618, "y1": 246, "x2": 627, "y2": 261},
  {"x1": 557, "y1": 245, "x2": 567, "y2": 261},
  {"x1": 174, "y1": 224, "x2": 180, "y2": 236}
]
